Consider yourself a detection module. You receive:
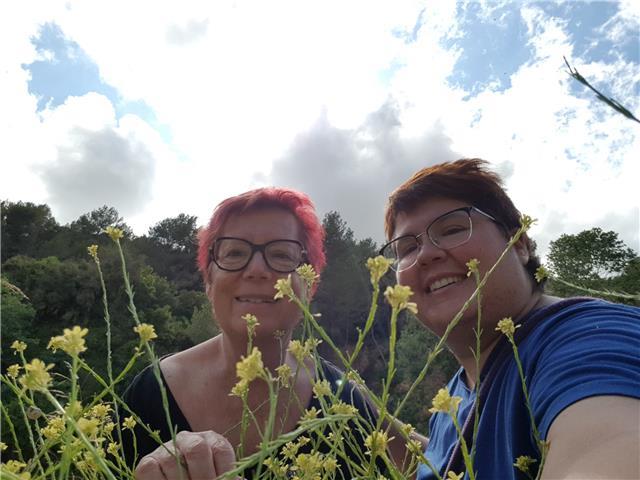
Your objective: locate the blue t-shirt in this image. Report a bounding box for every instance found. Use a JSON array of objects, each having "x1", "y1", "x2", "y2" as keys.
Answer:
[{"x1": 418, "y1": 299, "x2": 640, "y2": 480}]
